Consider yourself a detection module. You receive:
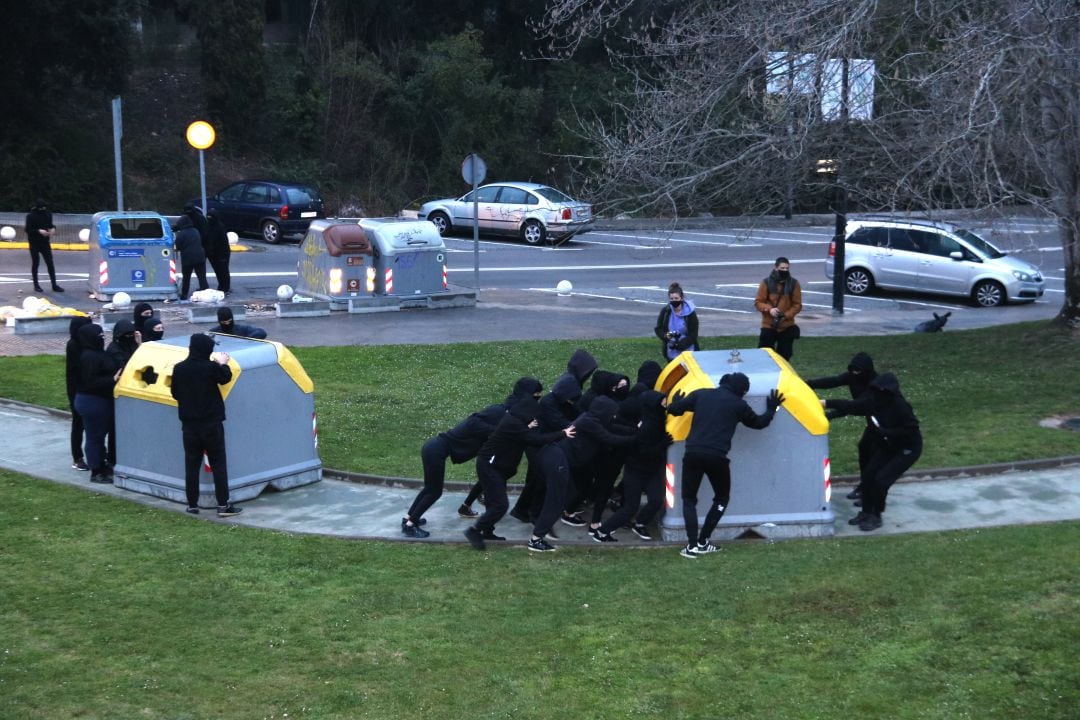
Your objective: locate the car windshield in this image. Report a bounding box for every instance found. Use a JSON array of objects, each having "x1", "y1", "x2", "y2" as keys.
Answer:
[
  {"x1": 287, "y1": 186, "x2": 320, "y2": 205},
  {"x1": 956, "y1": 228, "x2": 1006, "y2": 259},
  {"x1": 534, "y1": 186, "x2": 573, "y2": 203}
]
